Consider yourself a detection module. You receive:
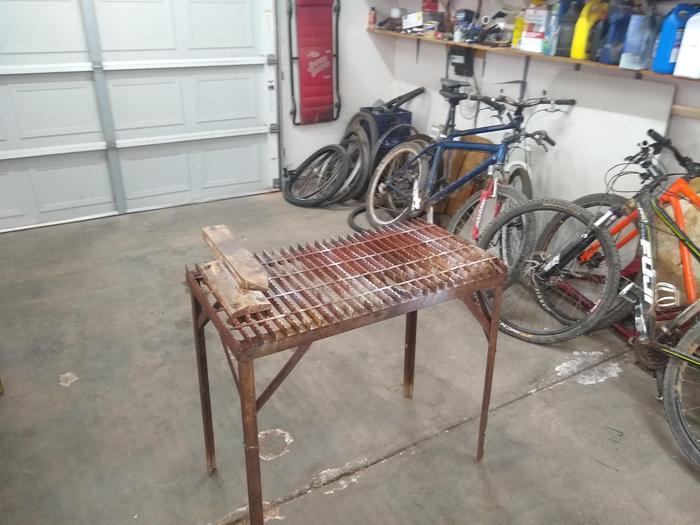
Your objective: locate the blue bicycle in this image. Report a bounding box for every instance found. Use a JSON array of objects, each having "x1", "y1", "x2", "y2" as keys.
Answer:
[{"x1": 366, "y1": 78, "x2": 576, "y2": 241}]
